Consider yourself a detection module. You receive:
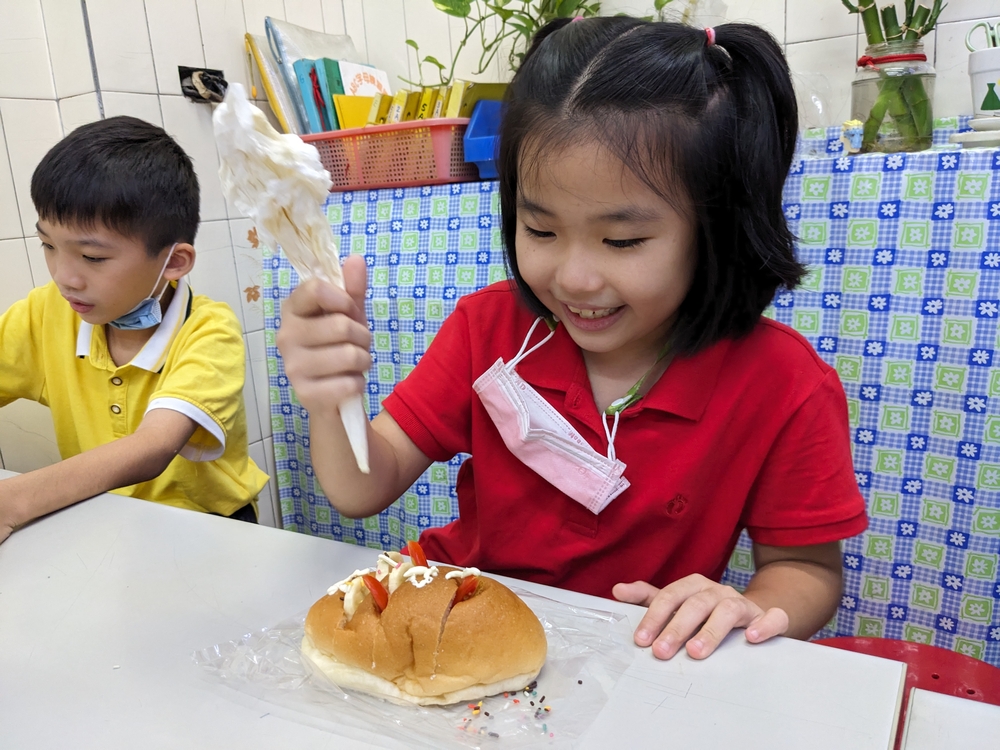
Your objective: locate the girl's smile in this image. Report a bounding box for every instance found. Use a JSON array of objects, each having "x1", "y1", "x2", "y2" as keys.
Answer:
[{"x1": 515, "y1": 140, "x2": 697, "y2": 379}]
